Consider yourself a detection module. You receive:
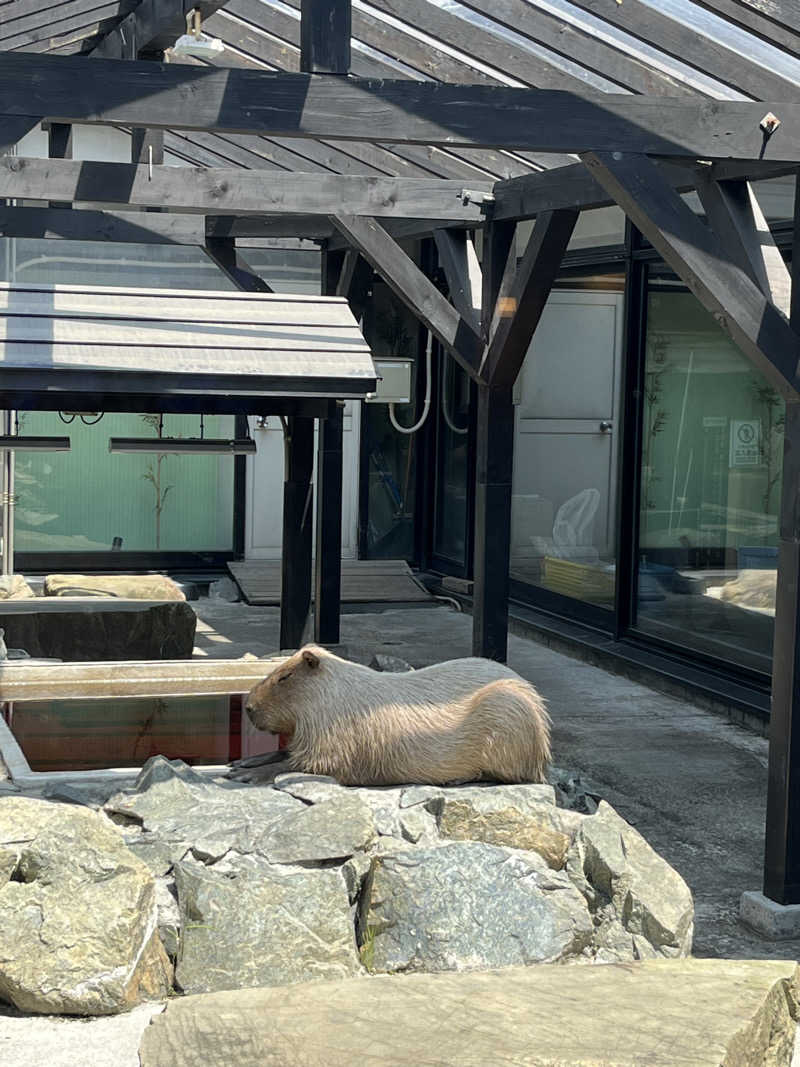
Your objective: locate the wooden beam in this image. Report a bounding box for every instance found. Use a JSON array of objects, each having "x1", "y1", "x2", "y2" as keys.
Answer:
[
  {"x1": 0, "y1": 204, "x2": 204, "y2": 244},
  {"x1": 480, "y1": 220, "x2": 516, "y2": 343},
  {"x1": 482, "y1": 209, "x2": 578, "y2": 387},
  {"x1": 0, "y1": 157, "x2": 490, "y2": 222},
  {"x1": 332, "y1": 214, "x2": 483, "y2": 380},
  {"x1": 4, "y1": 52, "x2": 800, "y2": 159},
  {"x1": 47, "y1": 121, "x2": 73, "y2": 212},
  {"x1": 695, "y1": 175, "x2": 791, "y2": 317},
  {"x1": 433, "y1": 229, "x2": 482, "y2": 334},
  {"x1": 280, "y1": 417, "x2": 315, "y2": 650},
  {"x1": 203, "y1": 236, "x2": 274, "y2": 293},
  {"x1": 763, "y1": 171, "x2": 800, "y2": 905},
  {"x1": 301, "y1": 0, "x2": 350, "y2": 74},
  {"x1": 582, "y1": 151, "x2": 800, "y2": 399}
]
